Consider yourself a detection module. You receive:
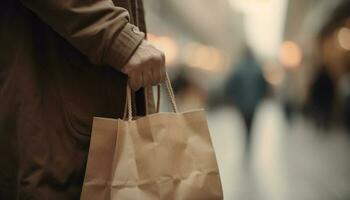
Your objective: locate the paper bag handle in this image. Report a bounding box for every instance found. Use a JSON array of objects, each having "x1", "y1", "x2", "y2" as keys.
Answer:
[{"x1": 125, "y1": 72, "x2": 178, "y2": 121}]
